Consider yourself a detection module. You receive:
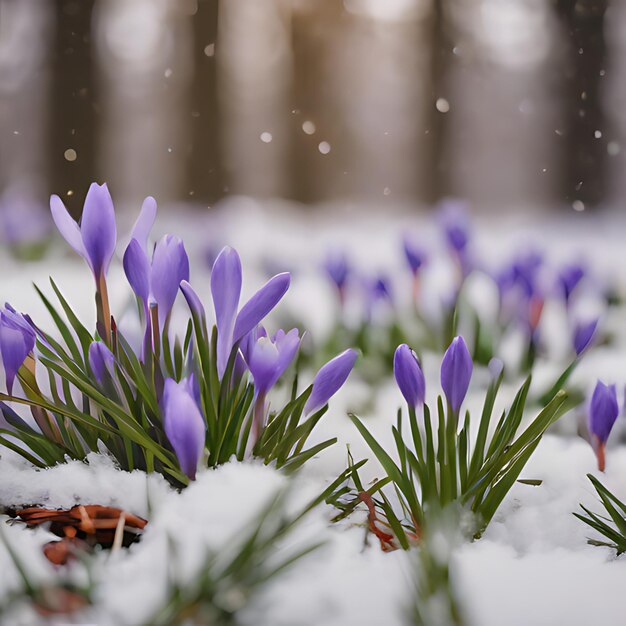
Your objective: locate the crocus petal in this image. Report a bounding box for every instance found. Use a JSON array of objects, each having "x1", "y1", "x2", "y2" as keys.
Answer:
[
  {"x1": 440, "y1": 336, "x2": 473, "y2": 413},
  {"x1": 267, "y1": 328, "x2": 300, "y2": 389},
  {"x1": 233, "y1": 272, "x2": 291, "y2": 342},
  {"x1": 151, "y1": 235, "x2": 190, "y2": 327},
  {"x1": 50, "y1": 194, "x2": 87, "y2": 260},
  {"x1": 588, "y1": 381, "x2": 619, "y2": 445},
  {"x1": 393, "y1": 344, "x2": 426, "y2": 409},
  {"x1": 247, "y1": 337, "x2": 281, "y2": 394},
  {"x1": 211, "y1": 247, "x2": 242, "y2": 378},
  {"x1": 0, "y1": 312, "x2": 35, "y2": 395},
  {"x1": 88, "y1": 341, "x2": 115, "y2": 384},
  {"x1": 304, "y1": 348, "x2": 358, "y2": 416},
  {"x1": 163, "y1": 378, "x2": 206, "y2": 480},
  {"x1": 80, "y1": 182, "x2": 117, "y2": 278},
  {"x1": 123, "y1": 239, "x2": 151, "y2": 302},
  {"x1": 130, "y1": 196, "x2": 157, "y2": 250},
  {"x1": 180, "y1": 280, "x2": 206, "y2": 323}
]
